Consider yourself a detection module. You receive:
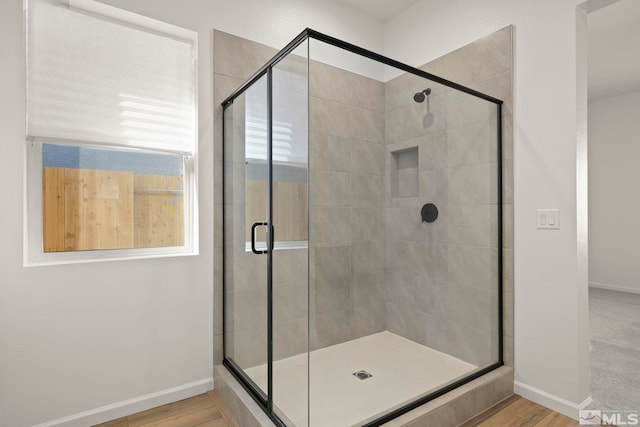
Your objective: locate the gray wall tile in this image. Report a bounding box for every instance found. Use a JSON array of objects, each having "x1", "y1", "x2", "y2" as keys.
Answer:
[
  {"x1": 310, "y1": 206, "x2": 352, "y2": 244},
  {"x1": 213, "y1": 30, "x2": 277, "y2": 80},
  {"x1": 351, "y1": 174, "x2": 384, "y2": 208},
  {"x1": 349, "y1": 106, "x2": 384, "y2": 143},
  {"x1": 351, "y1": 208, "x2": 383, "y2": 242},
  {"x1": 310, "y1": 170, "x2": 351, "y2": 207},
  {"x1": 309, "y1": 60, "x2": 355, "y2": 106},
  {"x1": 310, "y1": 133, "x2": 351, "y2": 172},
  {"x1": 351, "y1": 141, "x2": 384, "y2": 175},
  {"x1": 310, "y1": 96, "x2": 351, "y2": 139}
]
